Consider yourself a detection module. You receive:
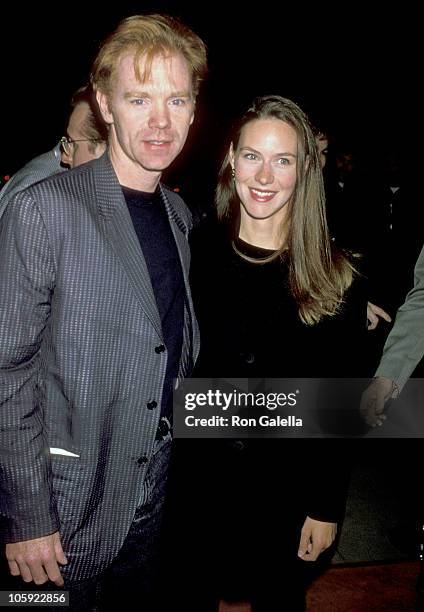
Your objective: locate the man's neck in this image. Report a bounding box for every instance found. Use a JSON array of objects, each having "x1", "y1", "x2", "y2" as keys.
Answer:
[{"x1": 108, "y1": 147, "x2": 161, "y2": 193}]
